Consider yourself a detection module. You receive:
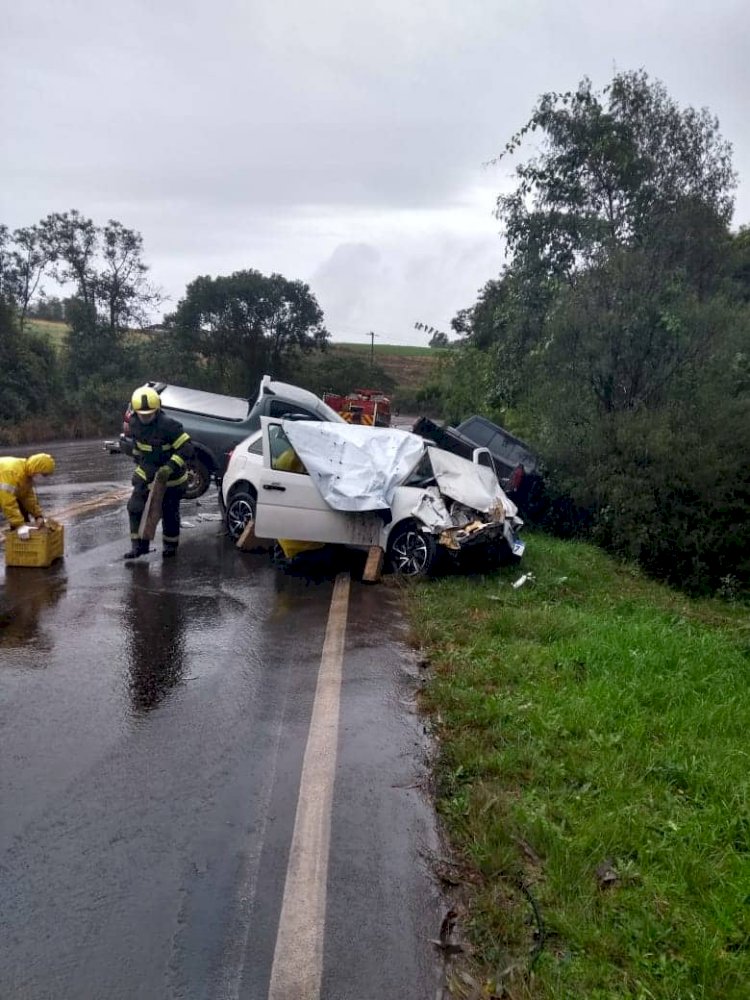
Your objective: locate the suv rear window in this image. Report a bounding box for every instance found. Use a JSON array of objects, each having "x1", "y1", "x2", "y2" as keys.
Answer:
[{"x1": 459, "y1": 417, "x2": 494, "y2": 447}]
